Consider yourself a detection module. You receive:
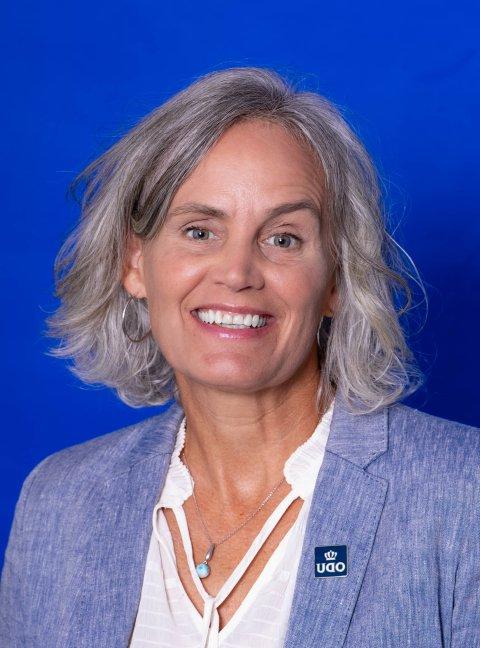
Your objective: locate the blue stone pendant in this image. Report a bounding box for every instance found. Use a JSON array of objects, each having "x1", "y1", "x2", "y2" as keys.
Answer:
[
  {"x1": 196, "y1": 562, "x2": 210, "y2": 578},
  {"x1": 196, "y1": 542, "x2": 215, "y2": 579}
]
